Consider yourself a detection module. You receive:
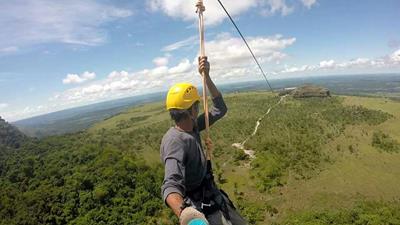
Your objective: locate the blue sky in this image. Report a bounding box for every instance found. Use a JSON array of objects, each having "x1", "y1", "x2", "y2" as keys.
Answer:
[{"x1": 0, "y1": 0, "x2": 399, "y2": 121}]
